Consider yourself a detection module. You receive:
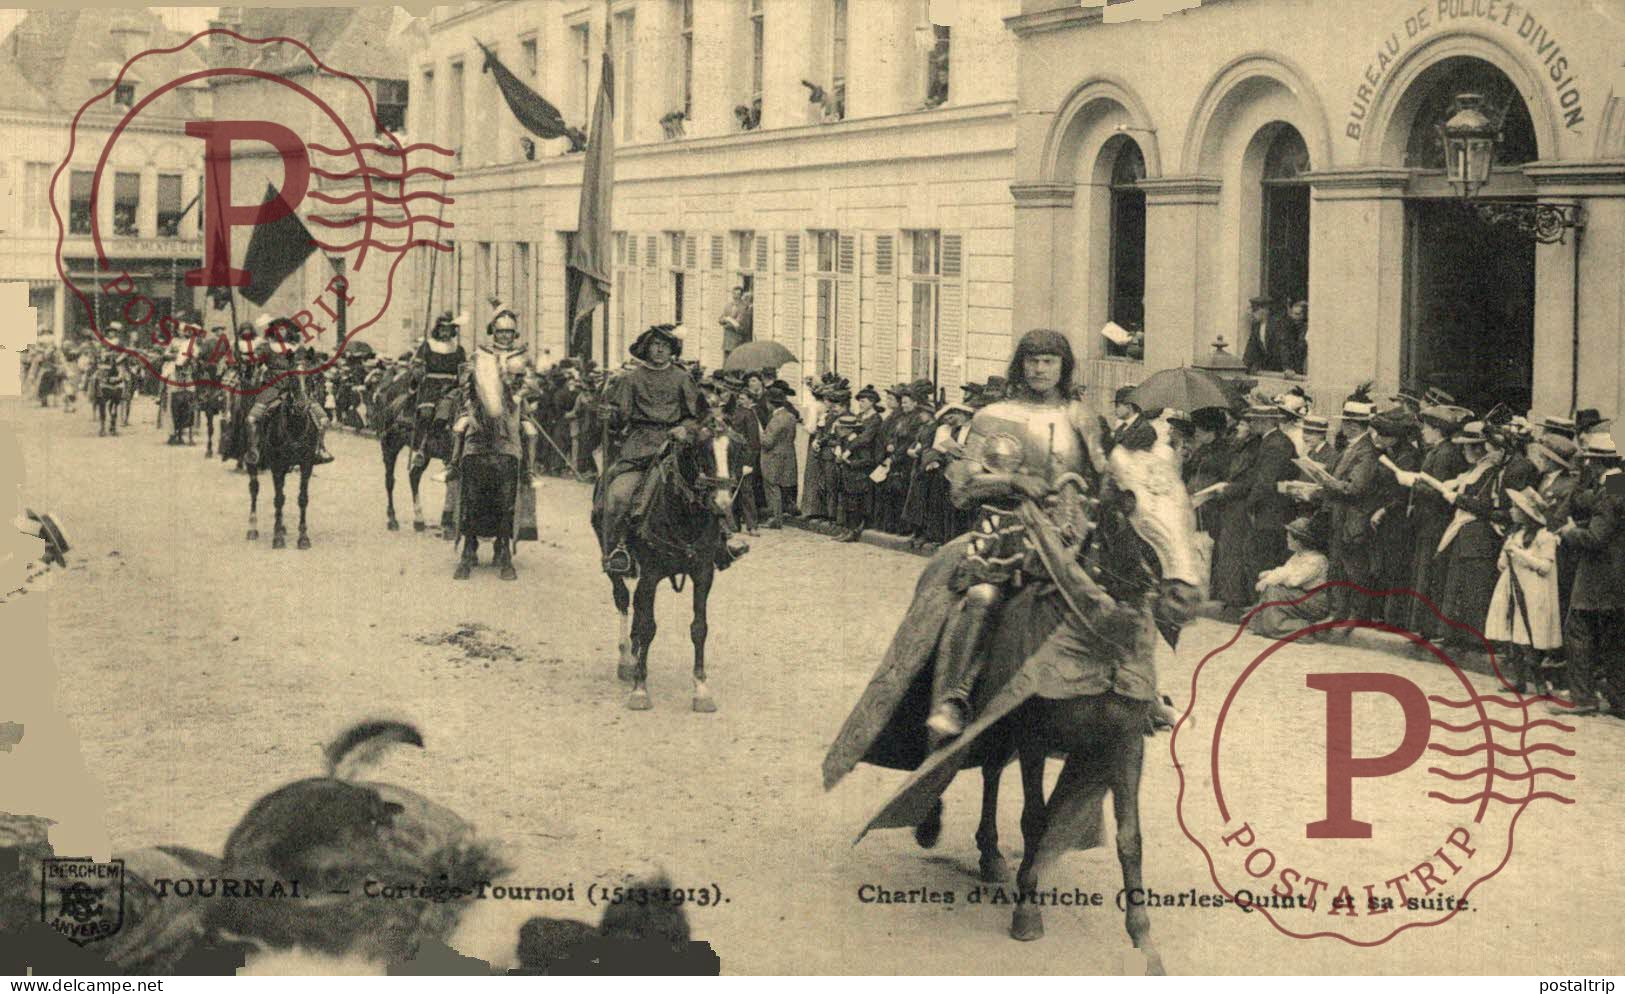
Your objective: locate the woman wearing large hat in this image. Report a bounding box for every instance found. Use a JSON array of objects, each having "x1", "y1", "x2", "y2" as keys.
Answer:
[{"x1": 1245, "y1": 514, "x2": 1331, "y2": 639}]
